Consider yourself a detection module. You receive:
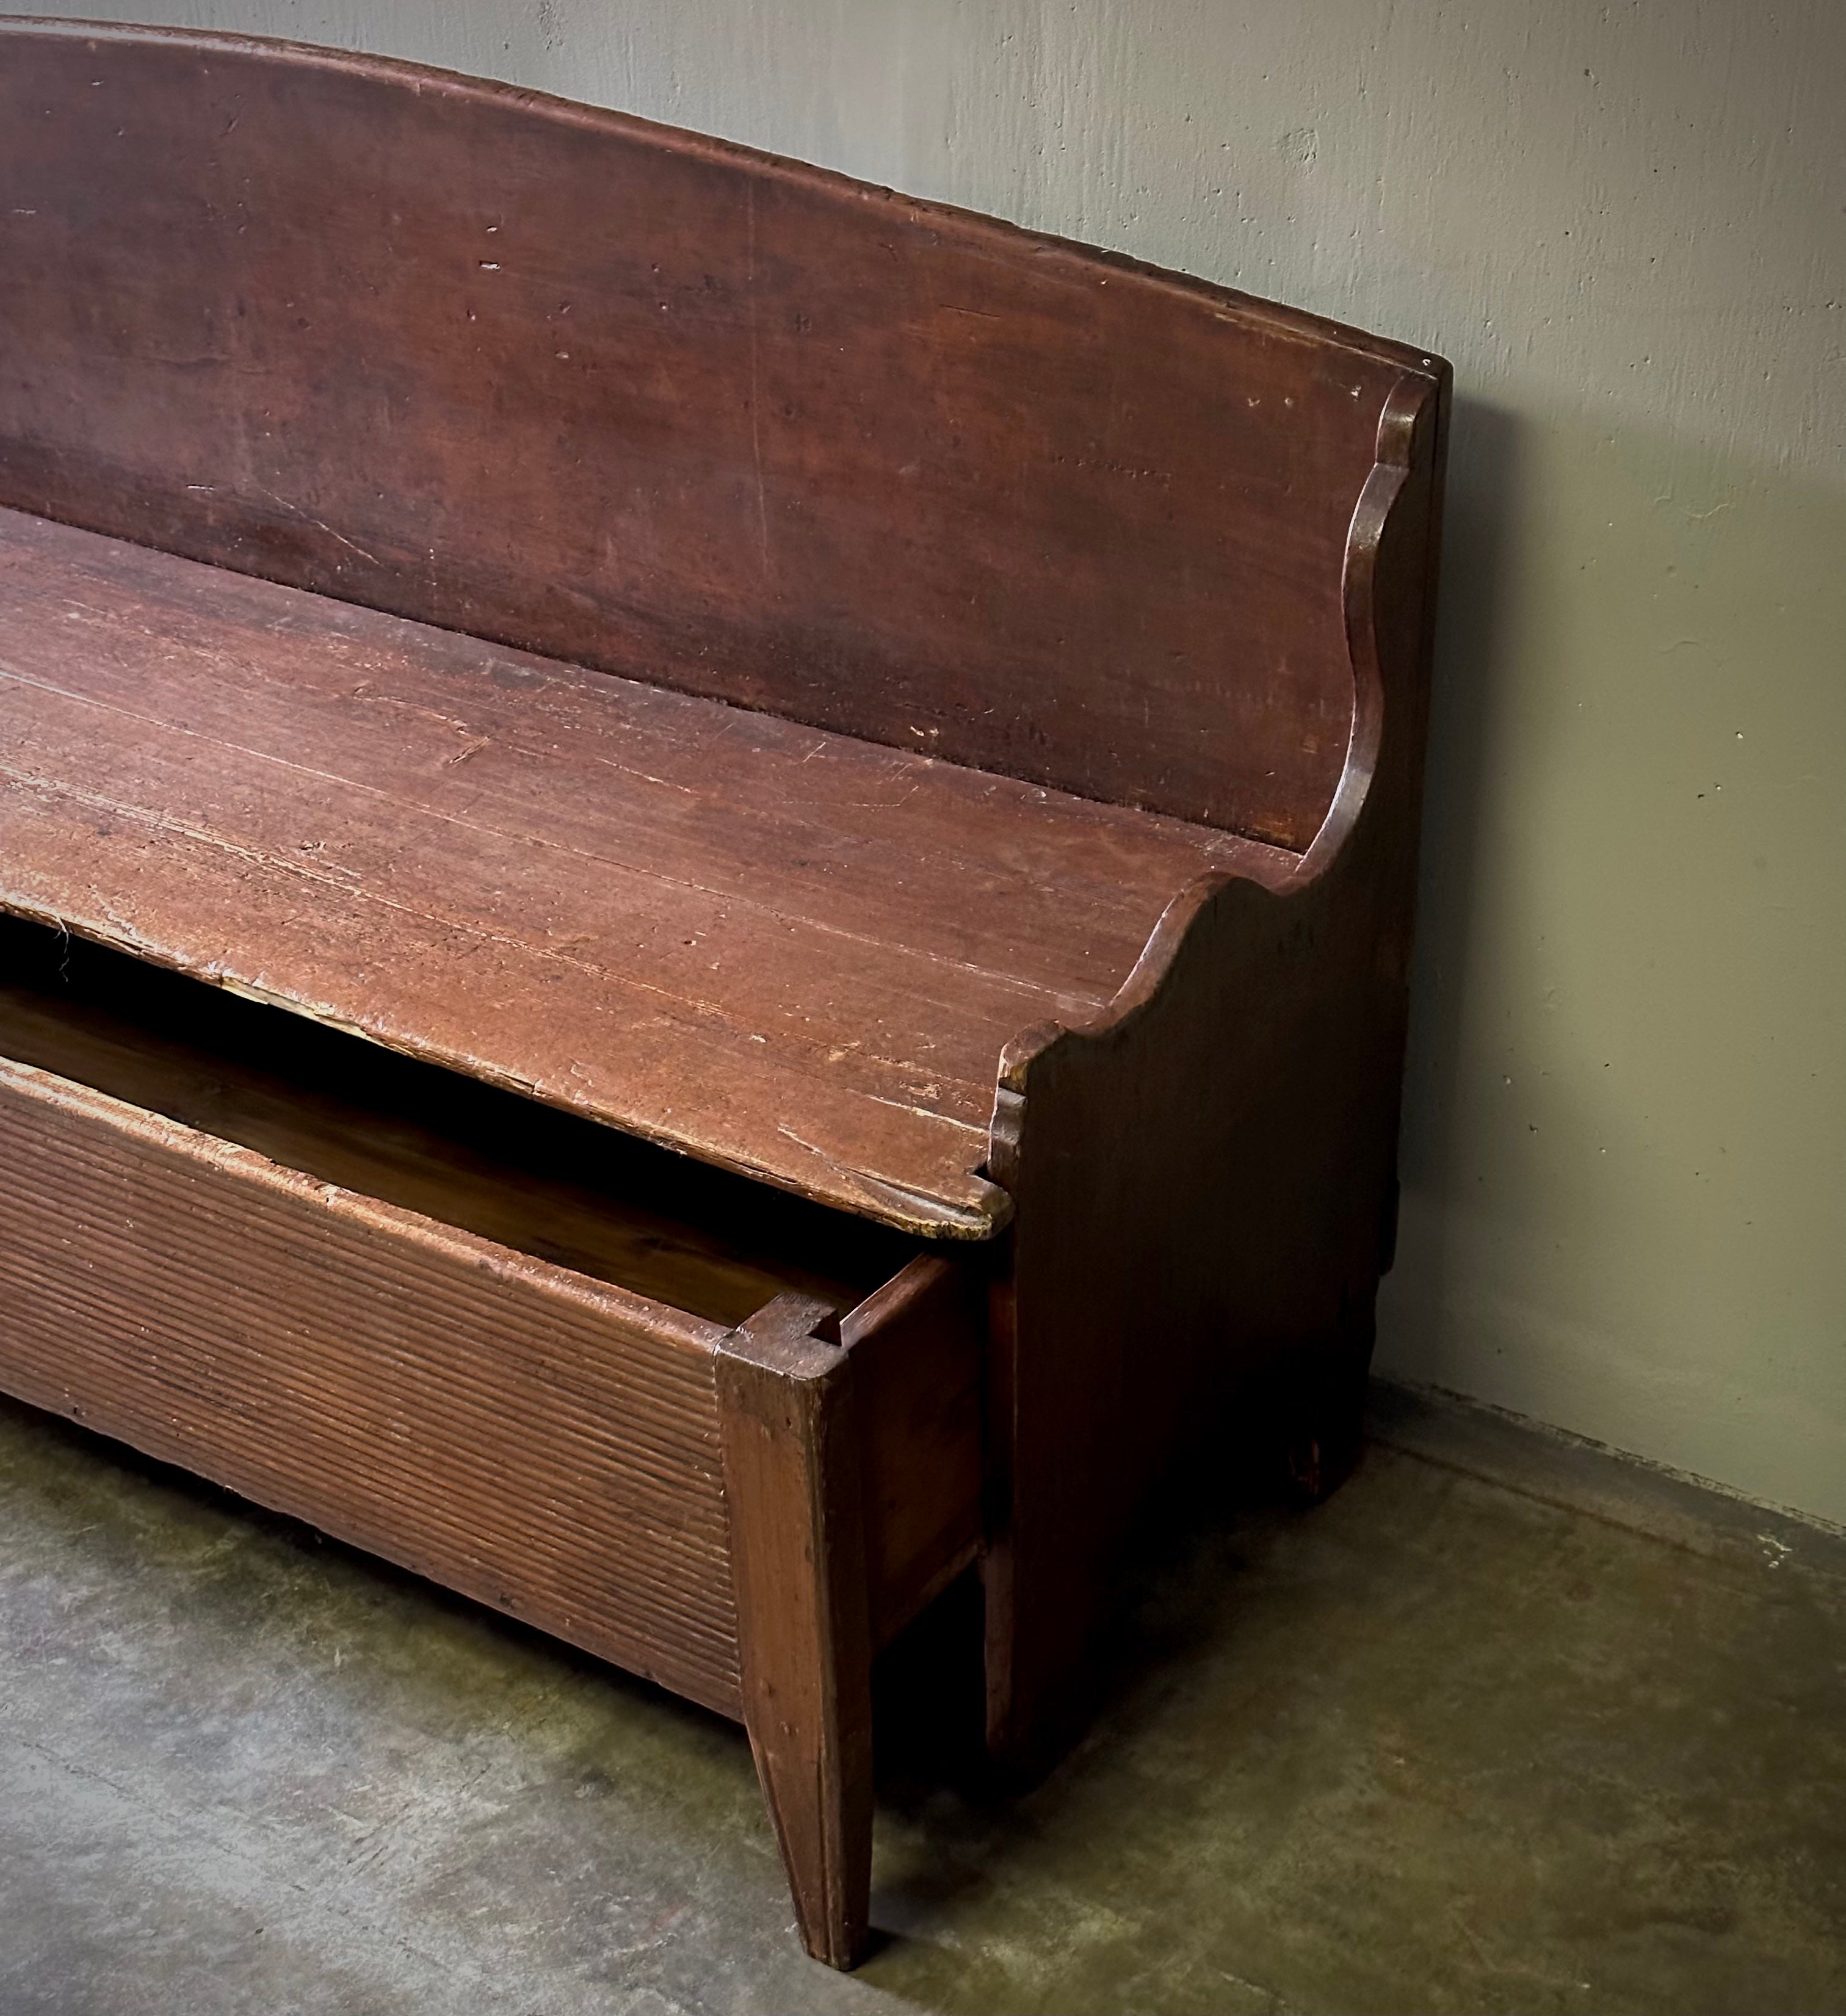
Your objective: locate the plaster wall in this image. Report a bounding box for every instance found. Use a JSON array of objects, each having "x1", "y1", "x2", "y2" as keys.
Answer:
[{"x1": 18, "y1": 1, "x2": 1845, "y2": 1522}]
